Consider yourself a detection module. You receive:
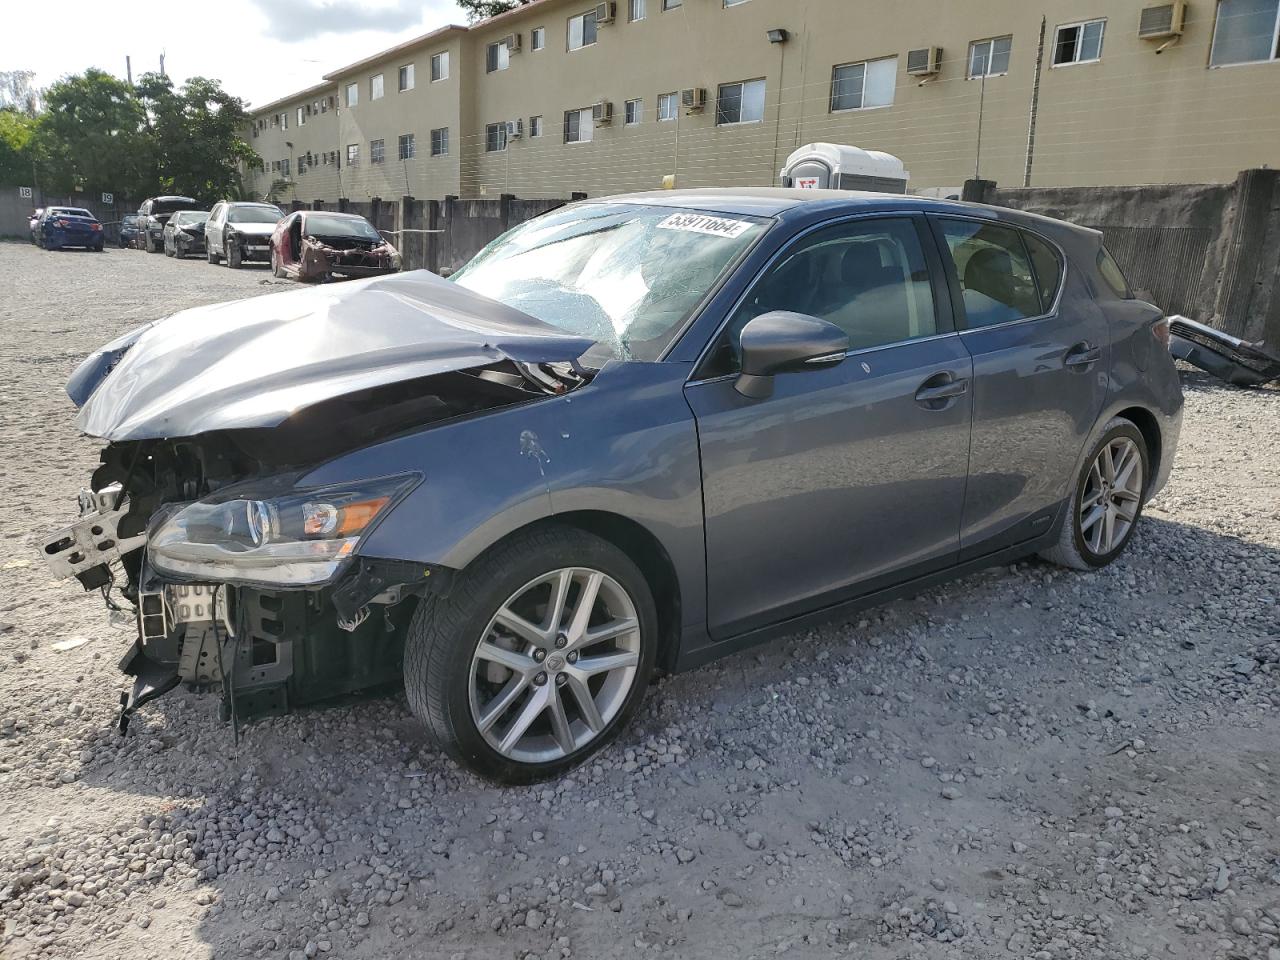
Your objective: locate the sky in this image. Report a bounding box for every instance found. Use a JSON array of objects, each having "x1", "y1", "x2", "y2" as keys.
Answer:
[{"x1": 2, "y1": 0, "x2": 470, "y2": 108}]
